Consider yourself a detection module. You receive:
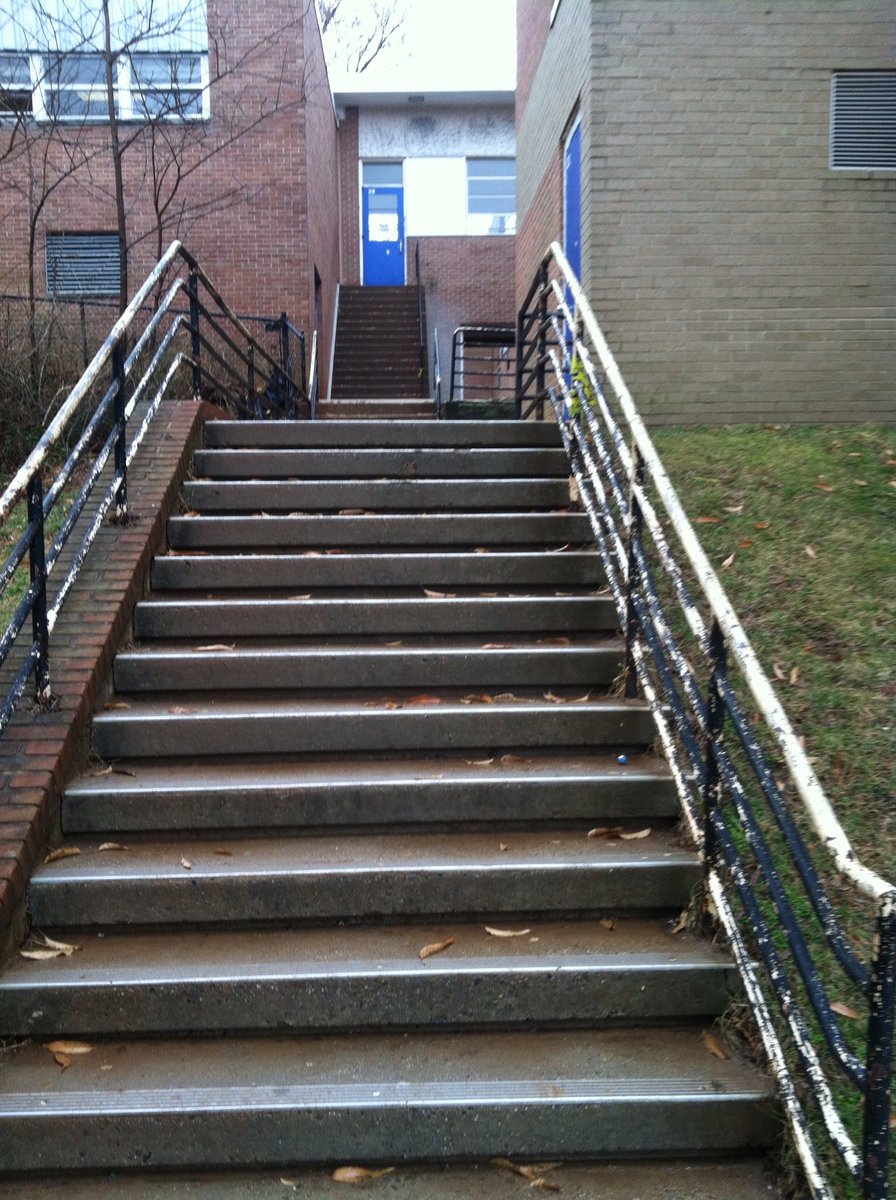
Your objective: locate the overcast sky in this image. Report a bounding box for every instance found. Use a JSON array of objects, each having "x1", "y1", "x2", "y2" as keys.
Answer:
[{"x1": 325, "y1": 0, "x2": 517, "y2": 91}]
